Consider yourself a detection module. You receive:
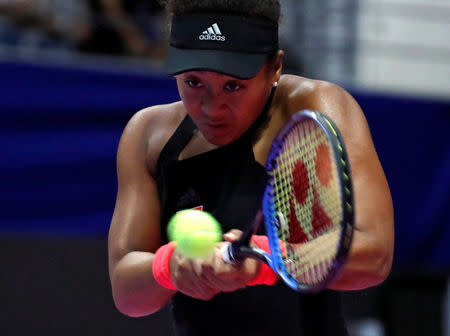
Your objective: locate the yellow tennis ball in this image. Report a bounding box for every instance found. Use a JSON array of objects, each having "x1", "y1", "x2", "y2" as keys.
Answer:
[{"x1": 167, "y1": 210, "x2": 222, "y2": 258}]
